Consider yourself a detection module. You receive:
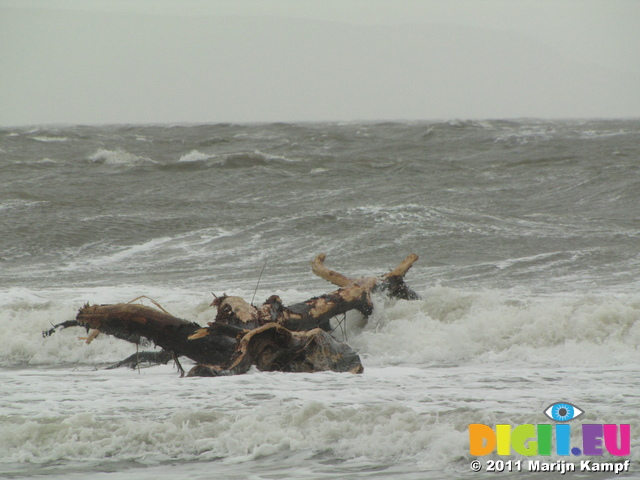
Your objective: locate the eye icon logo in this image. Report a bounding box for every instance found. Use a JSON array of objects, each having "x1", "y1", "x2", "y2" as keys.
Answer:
[{"x1": 544, "y1": 402, "x2": 584, "y2": 422}]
